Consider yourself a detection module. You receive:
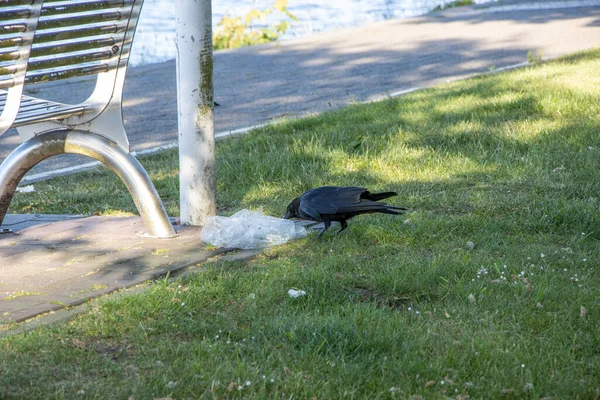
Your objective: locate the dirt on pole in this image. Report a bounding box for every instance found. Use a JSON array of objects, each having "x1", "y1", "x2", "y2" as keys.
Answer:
[{"x1": 175, "y1": 0, "x2": 216, "y2": 226}]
